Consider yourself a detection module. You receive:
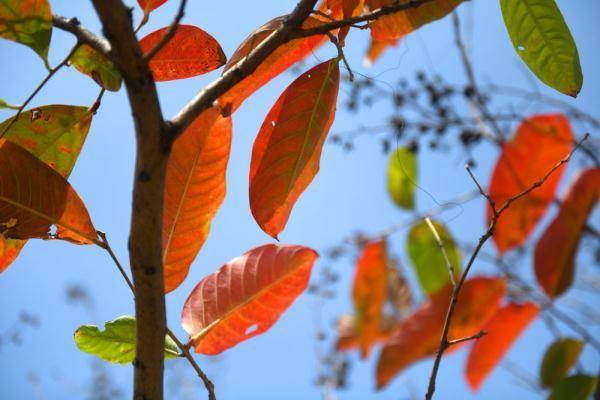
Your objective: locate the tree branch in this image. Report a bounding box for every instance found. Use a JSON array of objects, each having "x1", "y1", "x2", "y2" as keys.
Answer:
[
  {"x1": 424, "y1": 134, "x2": 589, "y2": 400},
  {"x1": 52, "y1": 15, "x2": 111, "y2": 57}
]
